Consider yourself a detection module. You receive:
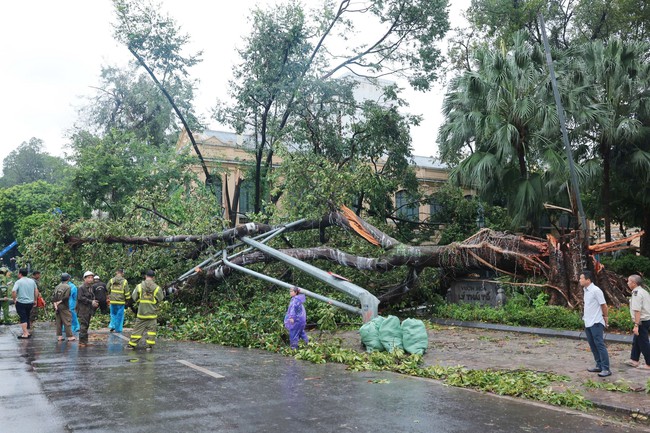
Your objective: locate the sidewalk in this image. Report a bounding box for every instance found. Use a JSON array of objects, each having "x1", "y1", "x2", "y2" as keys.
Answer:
[{"x1": 422, "y1": 320, "x2": 649, "y2": 418}]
